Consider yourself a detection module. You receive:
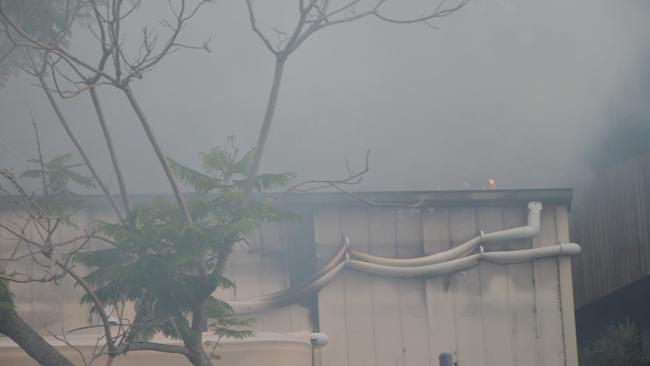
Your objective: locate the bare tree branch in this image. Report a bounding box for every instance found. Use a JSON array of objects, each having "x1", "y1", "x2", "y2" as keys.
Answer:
[
  {"x1": 245, "y1": 0, "x2": 279, "y2": 55},
  {"x1": 45, "y1": 328, "x2": 90, "y2": 366},
  {"x1": 90, "y1": 87, "x2": 131, "y2": 215},
  {"x1": 55, "y1": 259, "x2": 117, "y2": 356},
  {"x1": 115, "y1": 341, "x2": 190, "y2": 356},
  {"x1": 121, "y1": 85, "x2": 192, "y2": 224},
  {"x1": 0, "y1": 6, "x2": 117, "y2": 83},
  {"x1": 242, "y1": 57, "x2": 286, "y2": 207},
  {"x1": 285, "y1": 150, "x2": 370, "y2": 192},
  {"x1": 242, "y1": 0, "x2": 467, "y2": 209},
  {"x1": 376, "y1": 0, "x2": 469, "y2": 24},
  {"x1": 35, "y1": 60, "x2": 124, "y2": 221}
]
